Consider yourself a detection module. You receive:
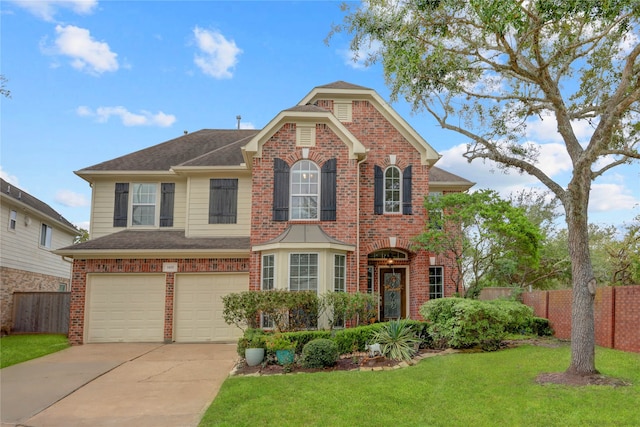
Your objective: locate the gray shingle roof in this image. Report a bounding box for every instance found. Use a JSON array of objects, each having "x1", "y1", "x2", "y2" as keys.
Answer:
[
  {"x1": 284, "y1": 105, "x2": 329, "y2": 113},
  {"x1": 262, "y1": 224, "x2": 351, "y2": 246},
  {"x1": 58, "y1": 229, "x2": 249, "y2": 251},
  {"x1": 79, "y1": 129, "x2": 259, "y2": 172},
  {"x1": 430, "y1": 166, "x2": 473, "y2": 184},
  {"x1": 0, "y1": 178, "x2": 77, "y2": 231},
  {"x1": 316, "y1": 81, "x2": 372, "y2": 91}
]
